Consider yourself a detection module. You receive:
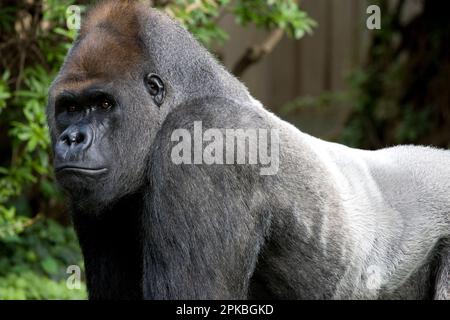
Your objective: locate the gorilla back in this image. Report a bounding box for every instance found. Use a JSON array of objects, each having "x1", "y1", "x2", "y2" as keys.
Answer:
[{"x1": 47, "y1": 0, "x2": 450, "y2": 299}]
